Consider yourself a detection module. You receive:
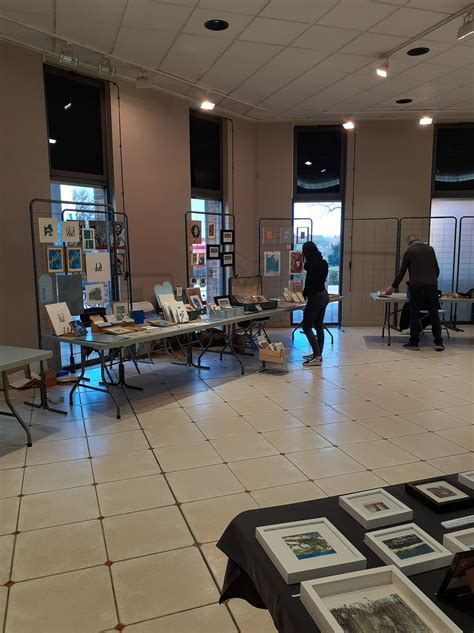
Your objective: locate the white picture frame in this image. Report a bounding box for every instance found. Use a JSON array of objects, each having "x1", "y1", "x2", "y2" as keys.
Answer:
[
  {"x1": 112, "y1": 301, "x2": 129, "y2": 321},
  {"x1": 300, "y1": 566, "x2": 462, "y2": 633},
  {"x1": 458, "y1": 471, "x2": 474, "y2": 490},
  {"x1": 45, "y1": 302, "x2": 73, "y2": 336},
  {"x1": 339, "y1": 488, "x2": 413, "y2": 530},
  {"x1": 38, "y1": 217, "x2": 58, "y2": 243},
  {"x1": 85, "y1": 253, "x2": 111, "y2": 283},
  {"x1": 364, "y1": 523, "x2": 453, "y2": 576},
  {"x1": 255, "y1": 518, "x2": 366, "y2": 584},
  {"x1": 443, "y1": 527, "x2": 474, "y2": 553},
  {"x1": 263, "y1": 251, "x2": 281, "y2": 277}
]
